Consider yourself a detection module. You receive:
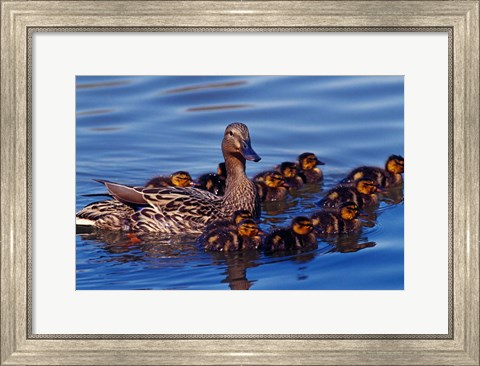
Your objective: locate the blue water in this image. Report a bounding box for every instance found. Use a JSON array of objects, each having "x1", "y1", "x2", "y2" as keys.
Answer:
[{"x1": 76, "y1": 75, "x2": 404, "y2": 290}]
